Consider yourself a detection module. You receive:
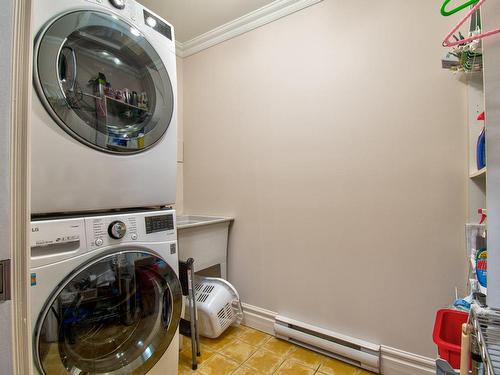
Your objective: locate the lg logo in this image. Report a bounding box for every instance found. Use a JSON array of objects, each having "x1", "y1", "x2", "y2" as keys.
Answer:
[{"x1": 32, "y1": 227, "x2": 39, "y2": 232}]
